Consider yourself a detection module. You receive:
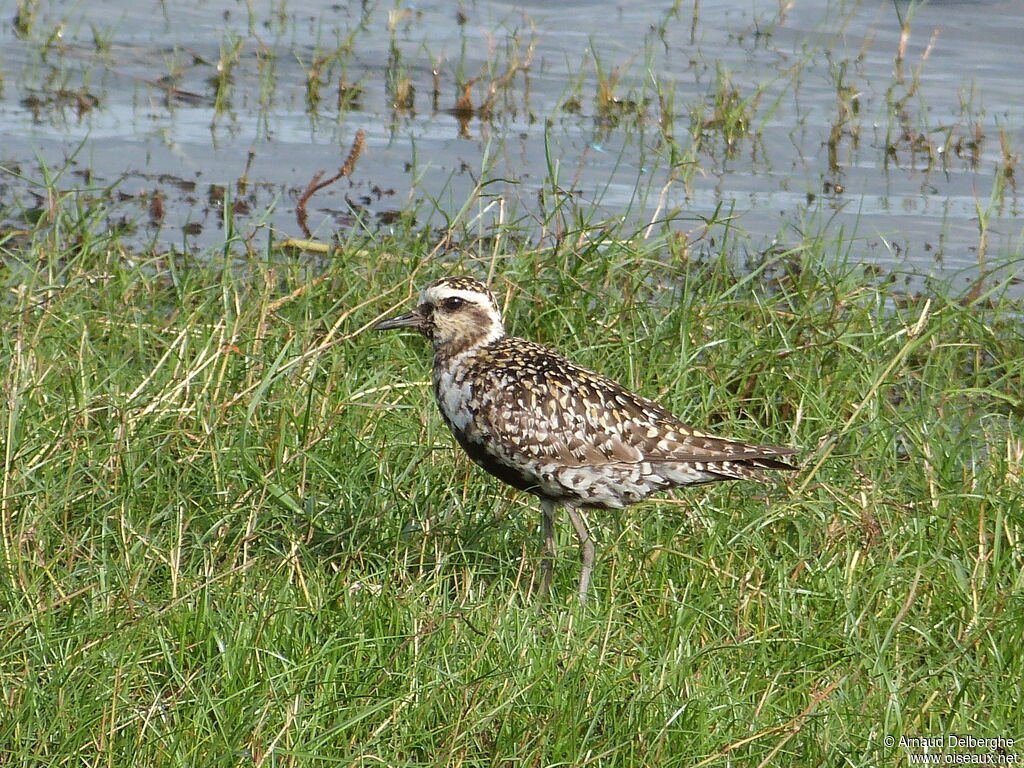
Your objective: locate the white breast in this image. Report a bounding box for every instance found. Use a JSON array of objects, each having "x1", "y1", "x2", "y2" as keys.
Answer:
[{"x1": 434, "y1": 366, "x2": 475, "y2": 433}]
